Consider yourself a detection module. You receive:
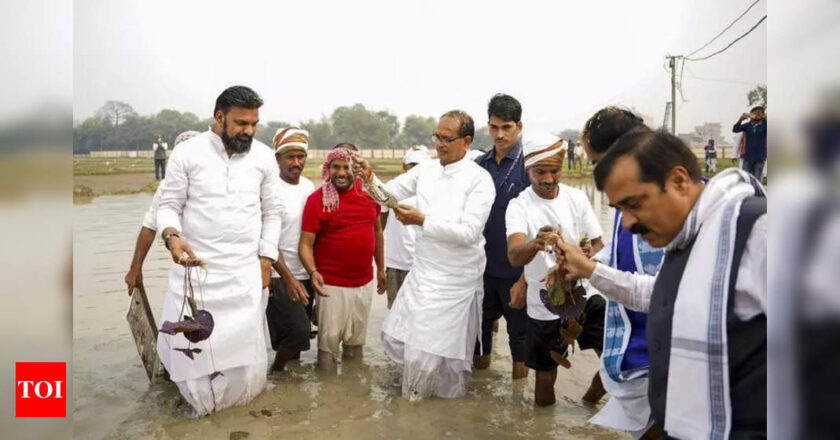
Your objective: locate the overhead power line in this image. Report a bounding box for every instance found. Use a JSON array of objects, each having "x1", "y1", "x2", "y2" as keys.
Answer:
[
  {"x1": 686, "y1": 0, "x2": 763, "y2": 58},
  {"x1": 685, "y1": 15, "x2": 767, "y2": 62}
]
